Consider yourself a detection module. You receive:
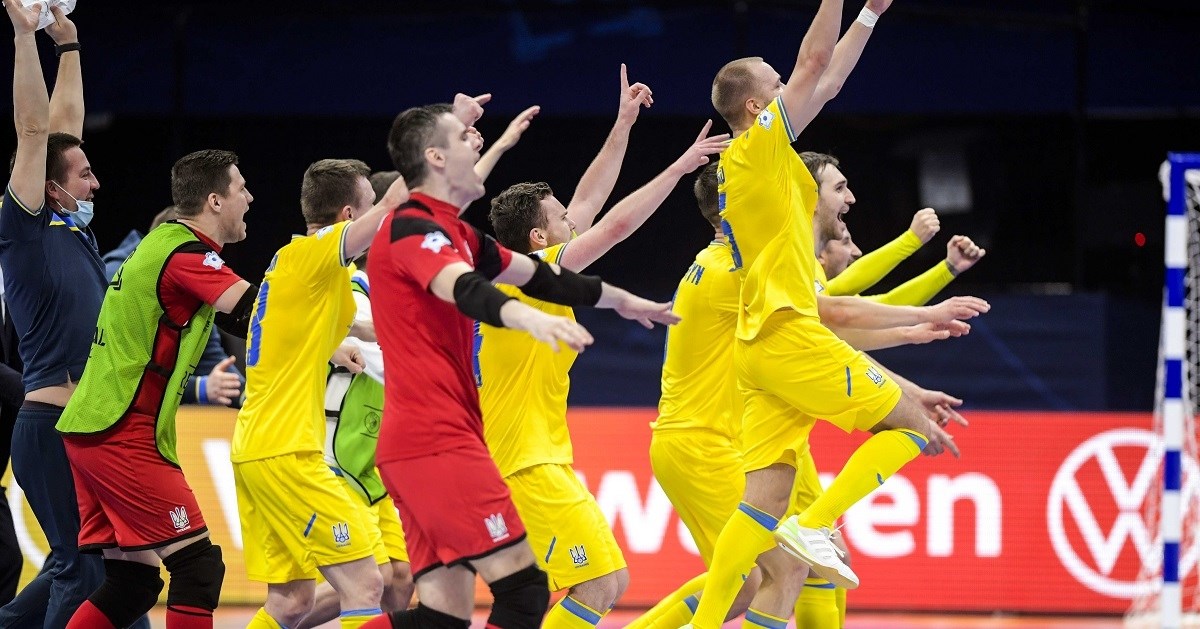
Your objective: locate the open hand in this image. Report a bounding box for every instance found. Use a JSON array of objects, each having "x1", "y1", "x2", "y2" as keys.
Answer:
[
  {"x1": 671, "y1": 120, "x2": 731, "y2": 174},
  {"x1": 205, "y1": 355, "x2": 242, "y2": 406}
]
